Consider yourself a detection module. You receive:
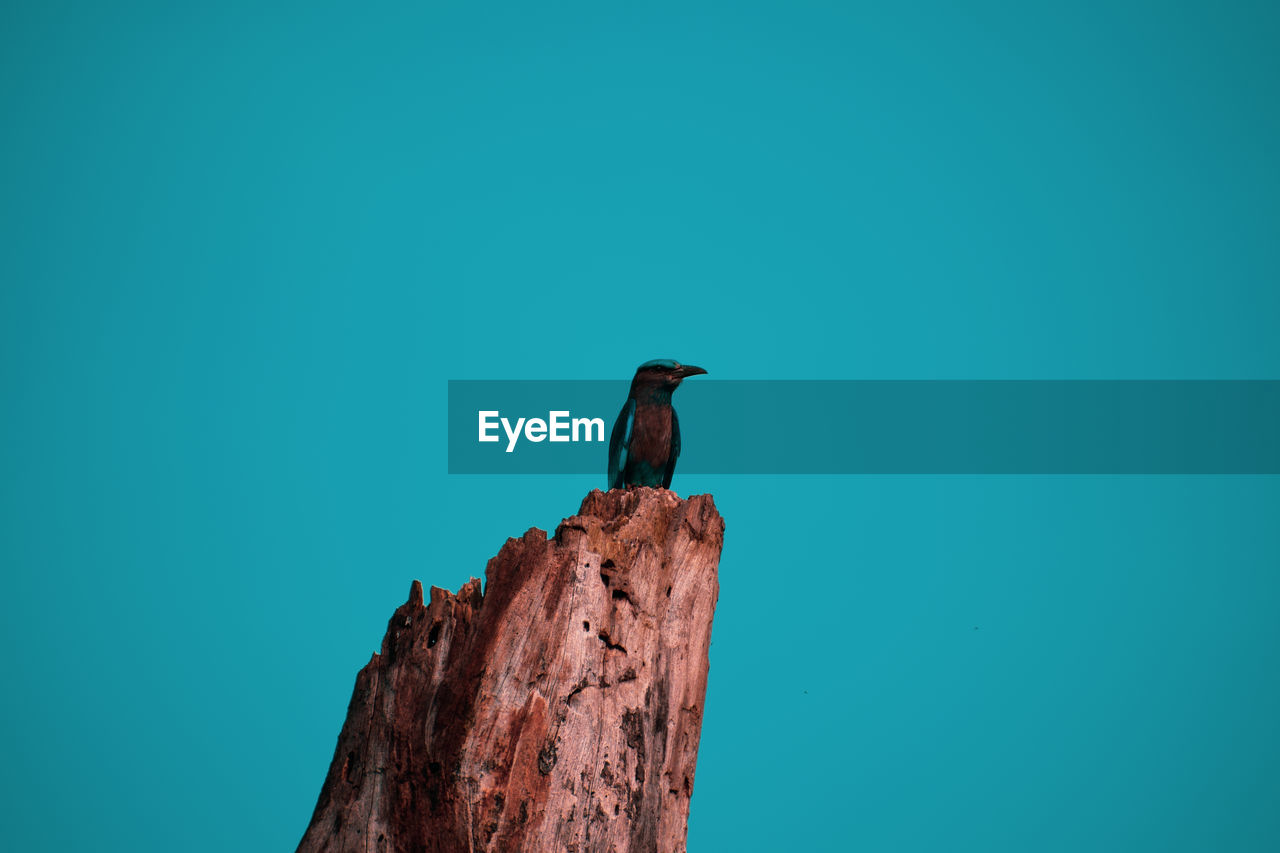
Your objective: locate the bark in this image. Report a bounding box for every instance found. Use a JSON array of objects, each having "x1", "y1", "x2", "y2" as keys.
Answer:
[{"x1": 297, "y1": 487, "x2": 724, "y2": 853}]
